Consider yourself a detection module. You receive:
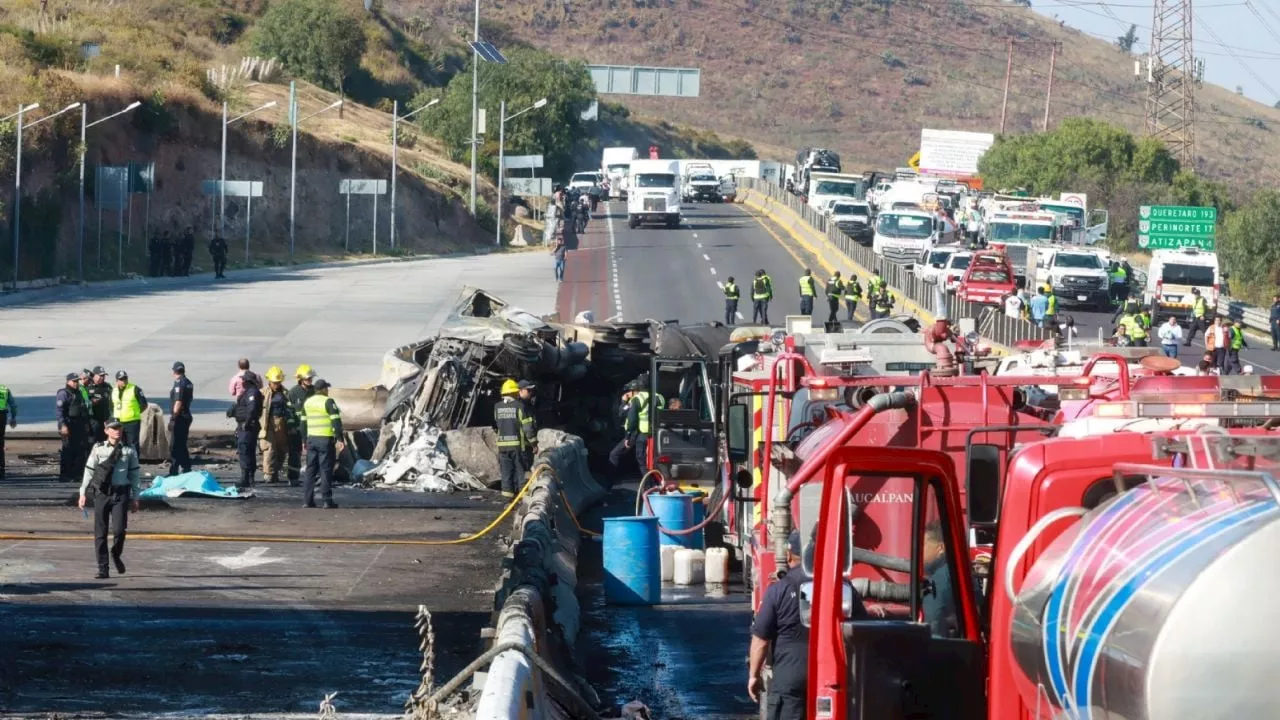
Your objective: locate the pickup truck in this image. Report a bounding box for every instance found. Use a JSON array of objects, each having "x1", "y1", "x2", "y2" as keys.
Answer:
[
  {"x1": 957, "y1": 250, "x2": 1016, "y2": 306},
  {"x1": 827, "y1": 200, "x2": 873, "y2": 245},
  {"x1": 1035, "y1": 247, "x2": 1109, "y2": 309},
  {"x1": 914, "y1": 248, "x2": 971, "y2": 292},
  {"x1": 682, "y1": 172, "x2": 723, "y2": 203}
]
